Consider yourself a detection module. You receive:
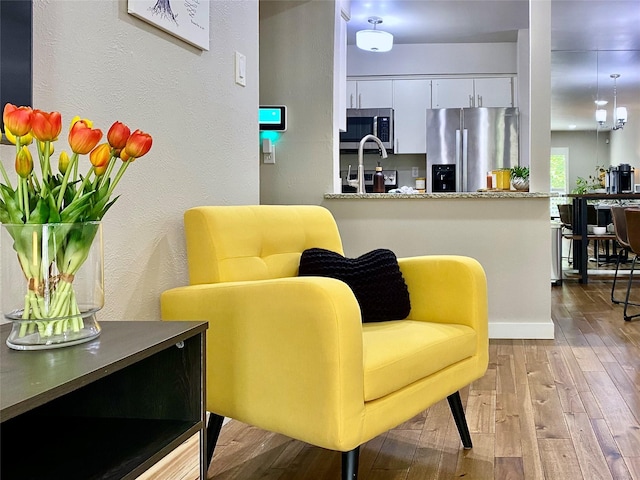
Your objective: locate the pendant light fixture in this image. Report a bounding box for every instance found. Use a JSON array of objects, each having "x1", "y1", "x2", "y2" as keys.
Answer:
[
  {"x1": 356, "y1": 17, "x2": 393, "y2": 52},
  {"x1": 596, "y1": 74, "x2": 628, "y2": 130}
]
